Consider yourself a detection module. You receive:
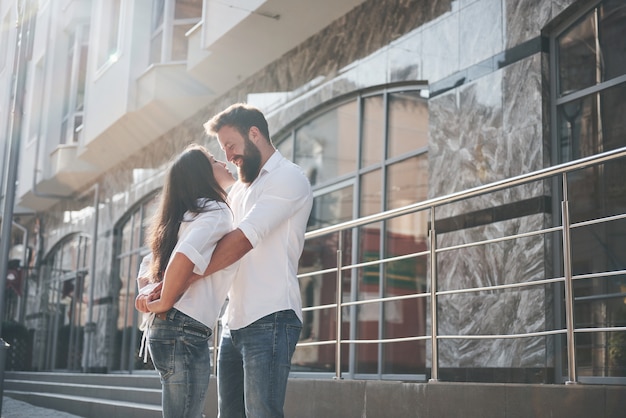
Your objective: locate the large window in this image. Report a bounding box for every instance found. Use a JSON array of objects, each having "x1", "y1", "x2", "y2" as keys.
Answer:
[
  {"x1": 112, "y1": 193, "x2": 158, "y2": 372},
  {"x1": 150, "y1": 0, "x2": 201, "y2": 64},
  {"x1": 276, "y1": 85, "x2": 429, "y2": 378},
  {"x1": 553, "y1": 0, "x2": 626, "y2": 381},
  {"x1": 95, "y1": 0, "x2": 122, "y2": 69},
  {"x1": 0, "y1": 10, "x2": 10, "y2": 73},
  {"x1": 61, "y1": 24, "x2": 89, "y2": 145},
  {"x1": 39, "y1": 234, "x2": 91, "y2": 371}
]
